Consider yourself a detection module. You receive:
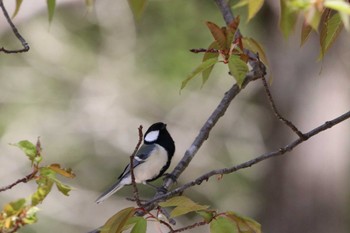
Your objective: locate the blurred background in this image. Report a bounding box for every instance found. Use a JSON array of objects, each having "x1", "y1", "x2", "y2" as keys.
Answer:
[{"x1": 0, "y1": 0, "x2": 349, "y2": 232}]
